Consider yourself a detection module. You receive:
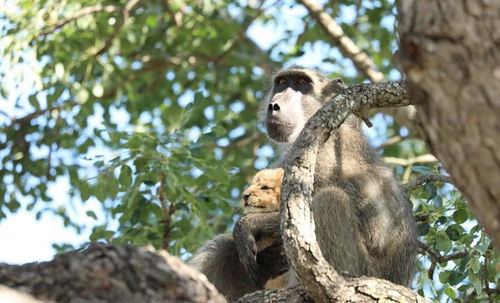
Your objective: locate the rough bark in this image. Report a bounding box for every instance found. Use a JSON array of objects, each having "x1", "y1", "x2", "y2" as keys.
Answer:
[
  {"x1": 0, "y1": 243, "x2": 226, "y2": 303},
  {"x1": 397, "y1": 0, "x2": 500, "y2": 250},
  {"x1": 279, "y1": 81, "x2": 427, "y2": 302}
]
